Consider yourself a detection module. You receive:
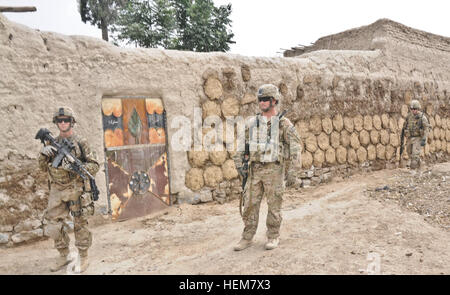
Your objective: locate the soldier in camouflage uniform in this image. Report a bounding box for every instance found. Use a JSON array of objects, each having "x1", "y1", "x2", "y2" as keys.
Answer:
[
  {"x1": 38, "y1": 107, "x2": 99, "y2": 272},
  {"x1": 401, "y1": 100, "x2": 430, "y2": 169},
  {"x1": 232, "y1": 84, "x2": 301, "y2": 251}
]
